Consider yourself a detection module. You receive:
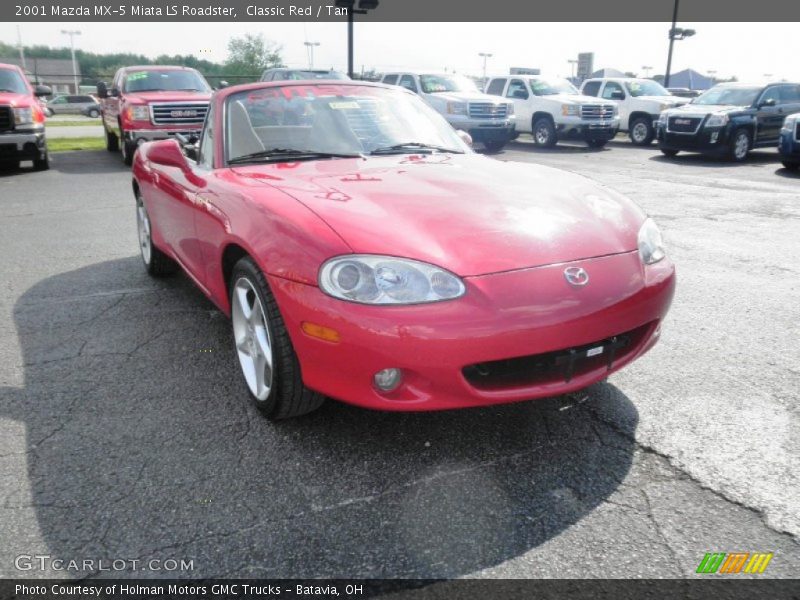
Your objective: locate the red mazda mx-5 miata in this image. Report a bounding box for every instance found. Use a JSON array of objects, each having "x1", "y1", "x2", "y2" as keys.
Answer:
[{"x1": 132, "y1": 81, "x2": 675, "y2": 419}]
